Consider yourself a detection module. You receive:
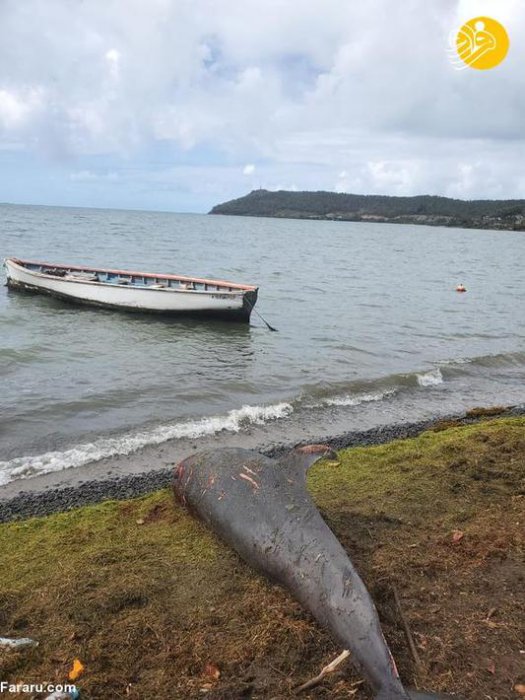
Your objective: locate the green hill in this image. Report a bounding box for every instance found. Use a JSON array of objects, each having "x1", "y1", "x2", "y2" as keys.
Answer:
[{"x1": 209, "y1": 190, "x2": 525, "y2": 230}]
